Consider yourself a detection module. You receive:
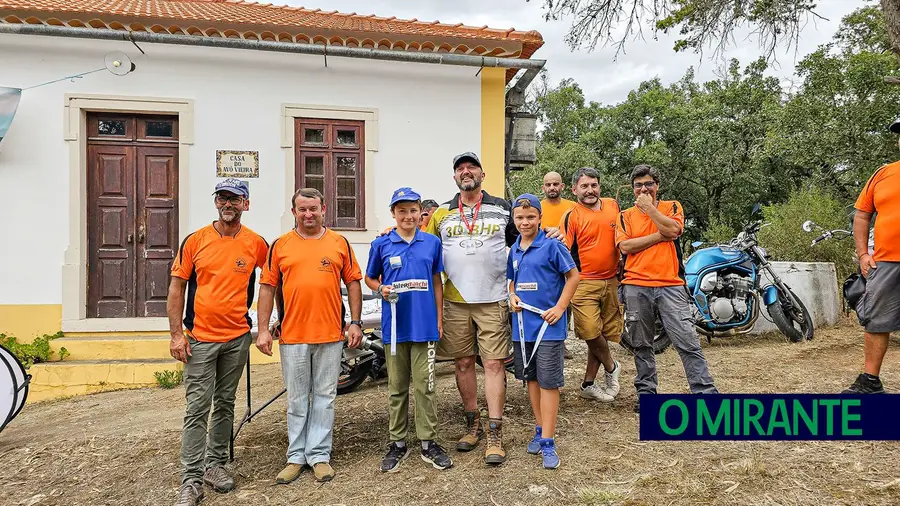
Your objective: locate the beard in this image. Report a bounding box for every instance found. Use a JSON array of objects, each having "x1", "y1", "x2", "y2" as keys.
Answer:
[
  {"x1": 546, "y1": 190, "x2": 560, "y2": 199},
  {"x1": 455, "y1": 175, "x2": 482, "y2": 191},
  {"x1": 577, "y1": 193, "x2": 598, "y2": 205},
  {"x1": 219, "y1": 208, "x2": 242, "y2": 223}
]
